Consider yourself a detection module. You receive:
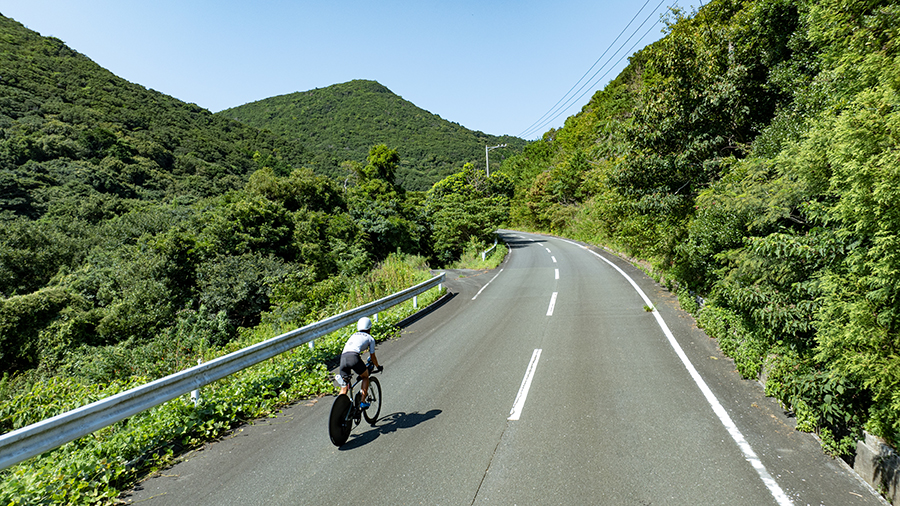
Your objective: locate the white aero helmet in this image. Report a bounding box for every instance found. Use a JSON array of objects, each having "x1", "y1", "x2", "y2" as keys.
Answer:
[{"x1": 357, "y1": 317, "x2": 373, "y2": 331}]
